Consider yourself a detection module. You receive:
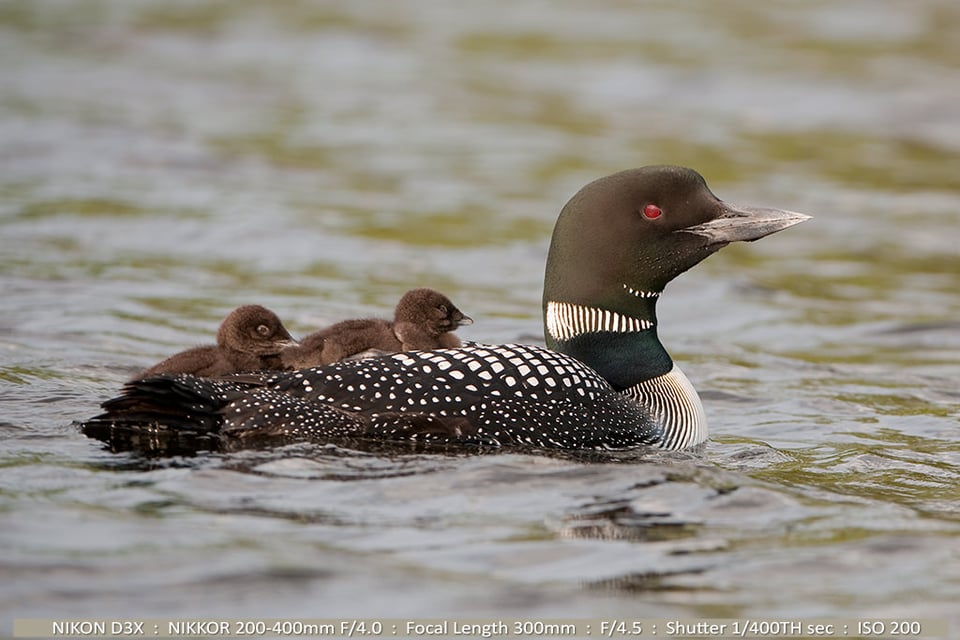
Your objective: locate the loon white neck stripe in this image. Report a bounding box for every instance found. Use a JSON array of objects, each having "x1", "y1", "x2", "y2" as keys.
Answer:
[
  {"x1": 546, "y1": 301, "x2": 653, "y2": 342},
  {"x1": 623, "y1": 284, "x2": 661, "y2": 299}
]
